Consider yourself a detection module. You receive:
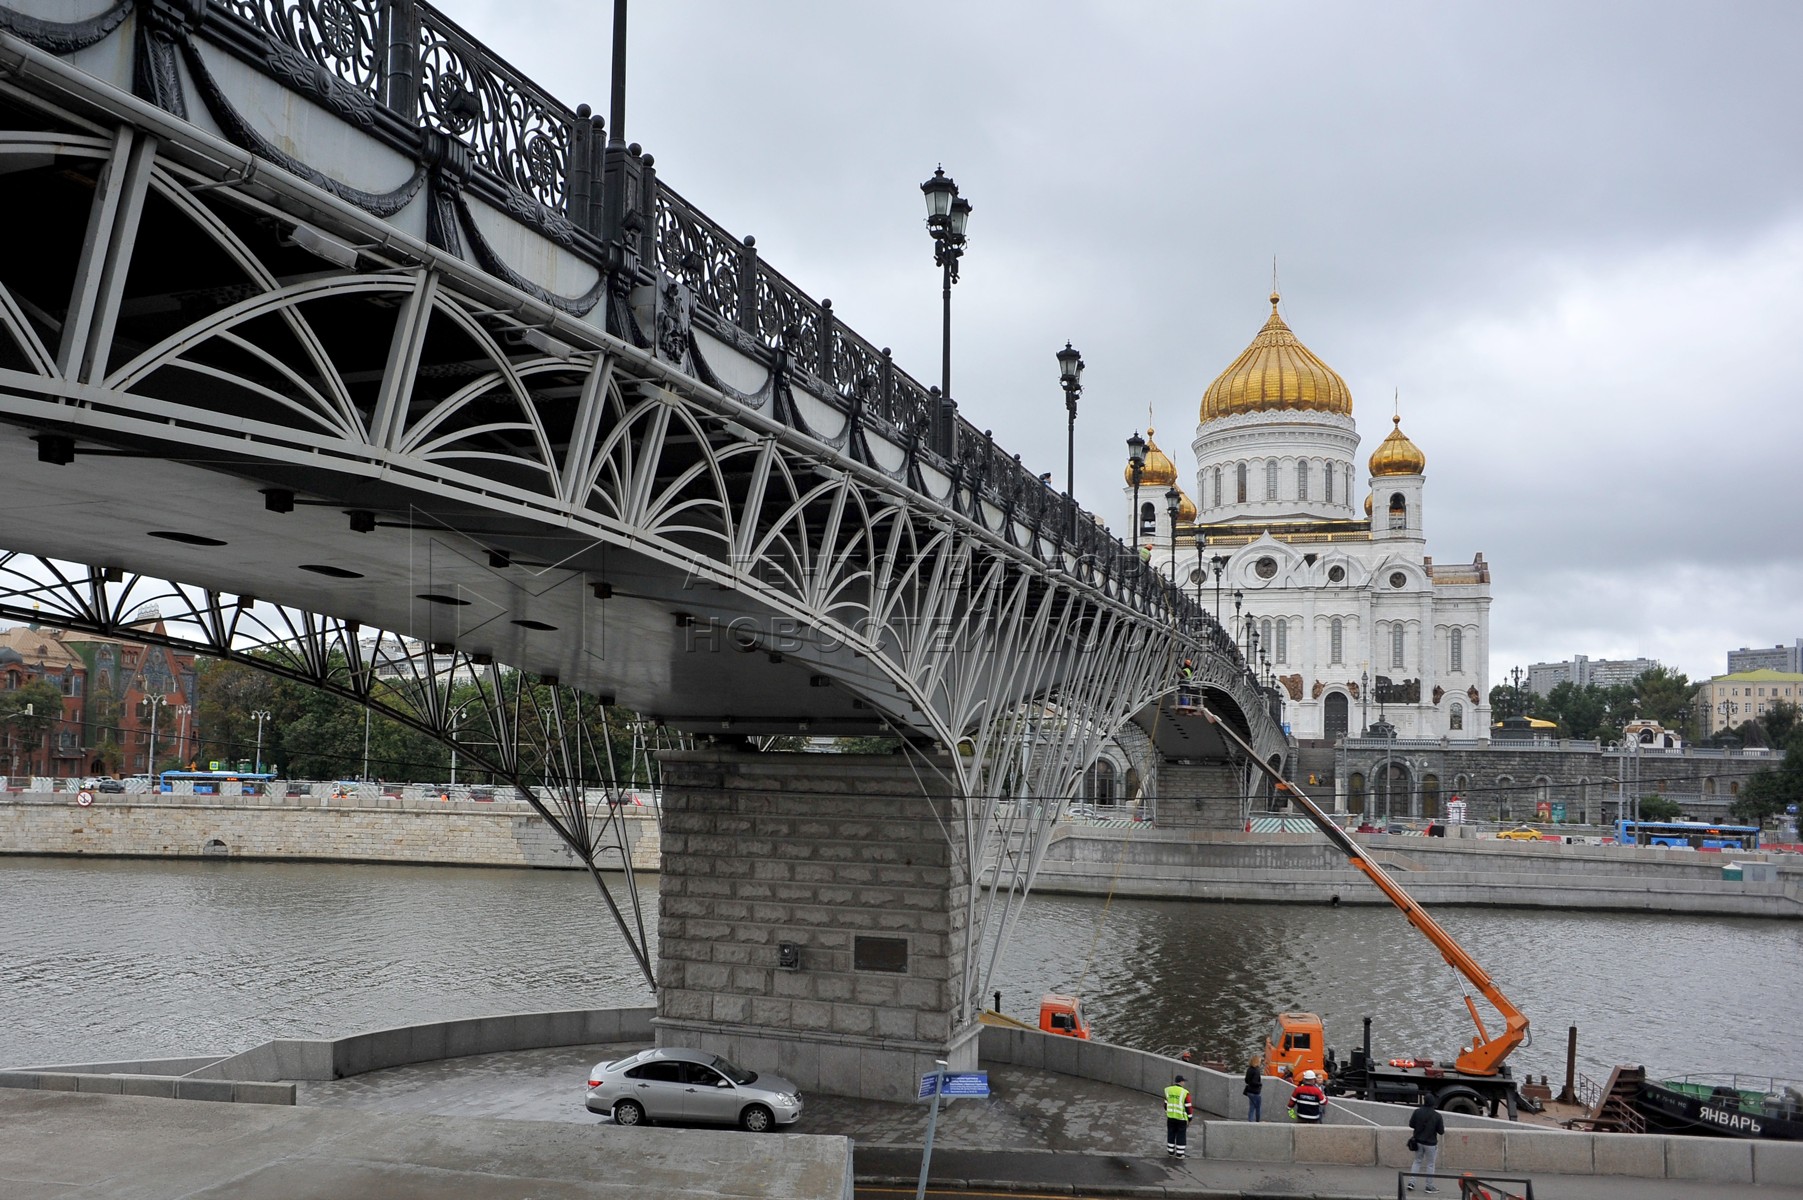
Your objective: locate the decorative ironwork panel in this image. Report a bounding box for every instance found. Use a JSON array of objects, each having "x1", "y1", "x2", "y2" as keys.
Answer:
[
  {"x1": 886, "y1": 374, "x2": 934, "y2": 441},
  {"x1": 654, "y1": 187, "x2": 743, "y2": 326},
  {"x1": 755, "y1": 264, "x2": 820, "y2": 377},
  {"x1": 830, "y1": 326, "x2": 885, "y2": 408},
  {"x1": 210, "y1": 0, "x2": 386, "y2": 99},
  {"x1": 417, "y1": 6, "x2": 574, "y2": 211}
]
